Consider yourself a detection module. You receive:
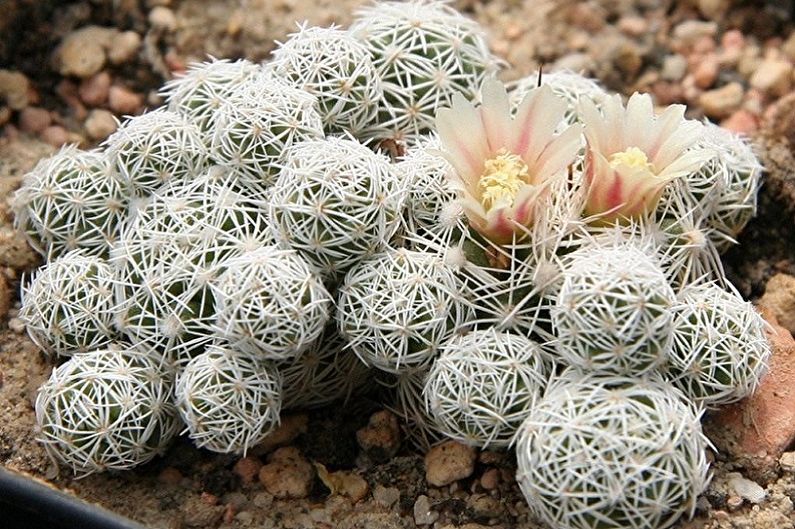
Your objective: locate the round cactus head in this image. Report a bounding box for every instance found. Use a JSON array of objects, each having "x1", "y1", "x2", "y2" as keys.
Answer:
[
  {"x1": 350, "y1": 0, "x2": 500, "y2": 144},
  {"x1": 515, "y1": 371, "x2": 710, "y2": 529},
  {"x1": 161, "y1": 57, "x2": 261, "y2": 137},
  {"x1": 270, "y1": 23, "x2": 383, "y2": 137},
  {"x1": 693, "y1": 123, "x2": 763, "y2": 252},
  {"x1": 337, "y1": 248, "x2": 473, "y2": 373},
  {"x1": 668, "y1": 282, "x2": 771, "y2": 407},
  {"x1": 35, "y1": 347, "x2": 178, "y2": 476},
  {"x1": 20, "y1": 249, "x2": 116, "y2": 356},
  {"x1": 423, "y1": 328, "x2": 552, "y2": 448},
  {"x1": 210, "y1": 73, "x2": 324, "y2": 187},
  {"x1": 13, "y1": 145, "x2": 129, "y2": 258},
  {"x1": 176, "y1": 345, "x2": 282, "y2": 454},
  {"x1": 213, "y1": 246, "x2": 332, "y2": 361},
  {"x1": 269, "y1": 136, "x2": 405, "y2": 278},
  {"x1": 104, "y1": 108, "x2": 208, "y2": 197},
  {"x1": 551, "y1": 238, "x2": 676, "y2": 375}
]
